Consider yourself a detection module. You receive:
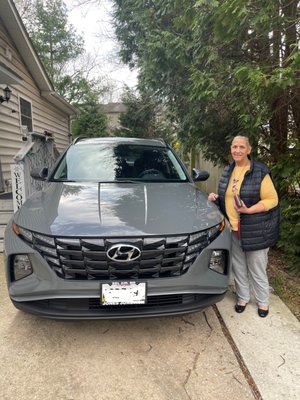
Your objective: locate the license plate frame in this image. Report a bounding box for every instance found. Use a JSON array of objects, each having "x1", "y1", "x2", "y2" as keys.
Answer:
[{"x1": 101, "y1": 281, "x2": 147, "y2": 305}]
